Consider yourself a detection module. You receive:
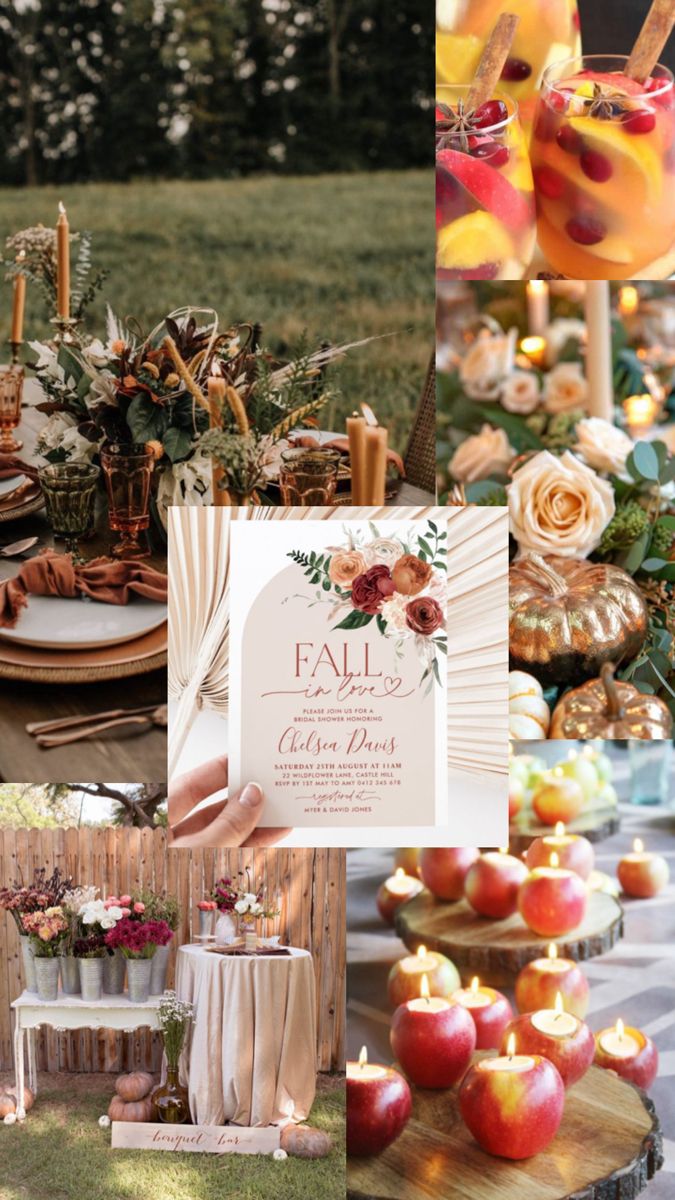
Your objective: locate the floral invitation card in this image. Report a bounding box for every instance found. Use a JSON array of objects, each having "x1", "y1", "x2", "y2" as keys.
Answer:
[{"x1": 229, "y1": 519, "x2": 449, "y2": 829}]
